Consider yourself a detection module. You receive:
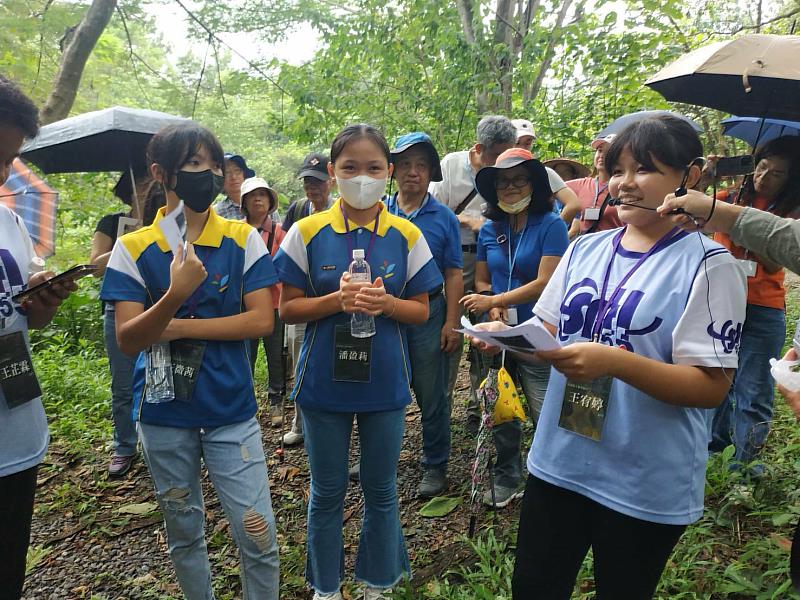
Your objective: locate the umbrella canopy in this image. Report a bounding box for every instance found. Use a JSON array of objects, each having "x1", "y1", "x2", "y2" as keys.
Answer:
[
  {"x1": 594, "y1": 110, "x2": 703, "y2": 139},
  {"x1": 721, "y1": 116, "x2": 800, "y2": 148},
  {"x1": 20, "y1": 106, "x2": 190, "y2": 174},
  {"x1": 646, "y1": 34, "x2": 800, "y2": 121},
  {"x1": 0, "y1": 159, "x2": 59, "y2": 257}
]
